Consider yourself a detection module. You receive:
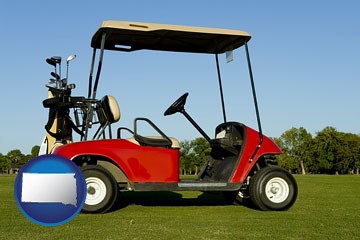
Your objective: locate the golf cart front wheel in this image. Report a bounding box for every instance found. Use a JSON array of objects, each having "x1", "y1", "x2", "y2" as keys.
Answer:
[
  {"x1": 81, "y1": 165, "x2": 118, "y2": 214},
  {"x1": 249, "y1": 166, "x2": 297, "y2": 211}
]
